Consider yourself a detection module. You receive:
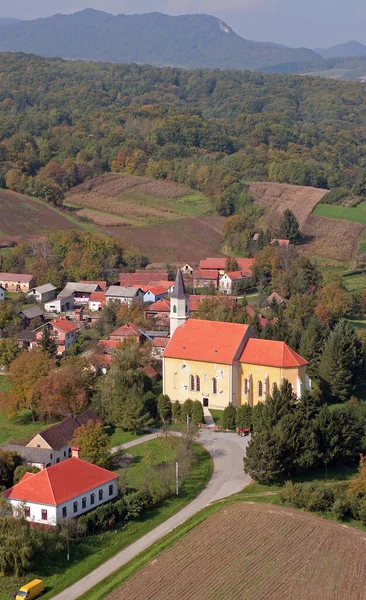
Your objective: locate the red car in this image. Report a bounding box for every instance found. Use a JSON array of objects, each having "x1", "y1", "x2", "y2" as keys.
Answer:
[{"x1": 237, "y1": 428, "x2": 251, "y2": 437}]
